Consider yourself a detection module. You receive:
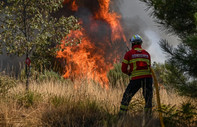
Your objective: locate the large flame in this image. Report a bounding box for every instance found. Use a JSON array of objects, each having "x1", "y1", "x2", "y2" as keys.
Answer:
[
  {"x1": 57, "y1": 28, "x2": 112, "y2": 87},
  {"x1": 94, "y1": 0, "x2": 126, "y2": 42},
  {"x1": 57, "y1": 0, "x2": 127, "y2": 87}
]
